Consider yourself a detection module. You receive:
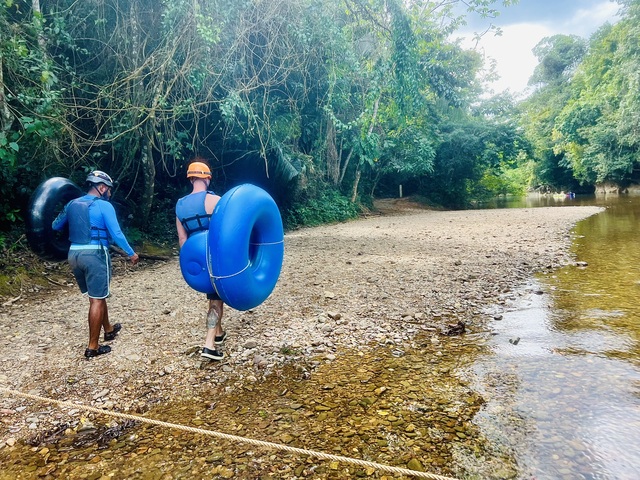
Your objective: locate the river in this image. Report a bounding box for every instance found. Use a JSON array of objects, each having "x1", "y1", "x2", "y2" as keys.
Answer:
[
  {"x1": 1, "y1": 194, "x2": 639, "y2": 480},
  {"x1": 472, "y1": 193, "x2": 640, "y2": 479}
]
